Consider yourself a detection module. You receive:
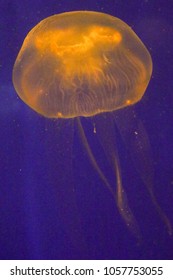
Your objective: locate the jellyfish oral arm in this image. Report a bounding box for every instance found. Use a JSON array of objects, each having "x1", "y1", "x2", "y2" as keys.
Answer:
[
  {"x1": 77, "y1": 117, "x2": 141, "y2": 238},
  {"x1": 114, "y1": 110, "x2": 172, "y2": 235}
]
